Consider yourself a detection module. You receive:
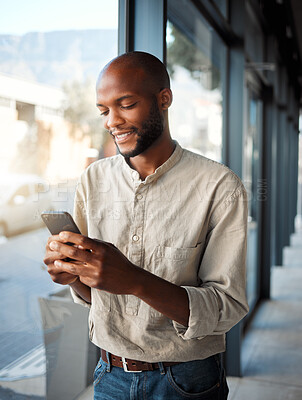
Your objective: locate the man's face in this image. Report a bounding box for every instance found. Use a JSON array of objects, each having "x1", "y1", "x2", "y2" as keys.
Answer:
[
  {"x1": 114, "y1": 97, "x2": 164, "y2": 158},
  {"x1": 96, "y1": 66, "x2": 164, "y2": 158}
]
